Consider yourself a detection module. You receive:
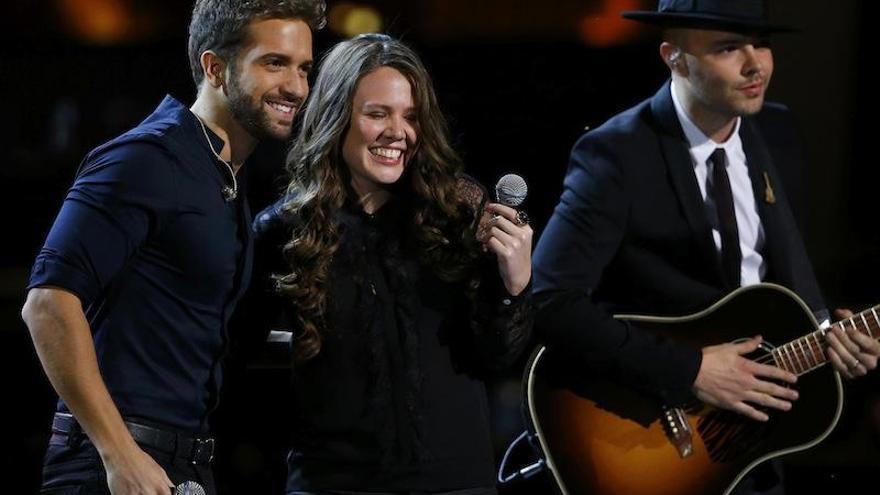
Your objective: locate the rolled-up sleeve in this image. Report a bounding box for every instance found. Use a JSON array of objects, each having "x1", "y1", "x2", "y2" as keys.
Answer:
[{"x1": 28, "y1": 140, "x2": 177, "y2": 306}]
